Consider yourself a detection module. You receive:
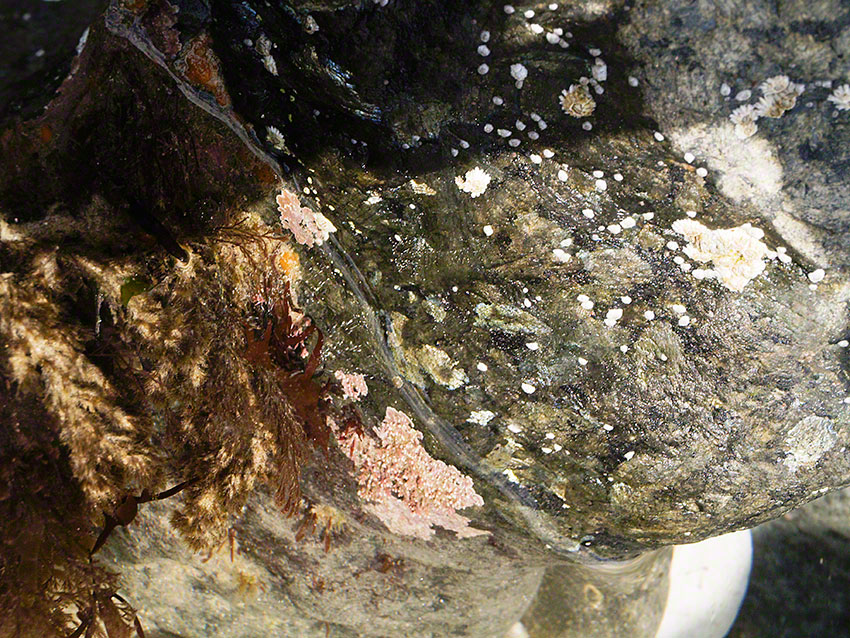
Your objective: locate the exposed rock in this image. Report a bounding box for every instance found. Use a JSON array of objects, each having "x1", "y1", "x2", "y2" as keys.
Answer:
[
  {"x1": 2, "y1": 0, "x2": 850, "y2": 635},
  {"x1": 618, "y1": 0, "x2": 850, "y2": 269},
  {"x1": 99, "y1": 496, "x2": 542, "y2": 638}
]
